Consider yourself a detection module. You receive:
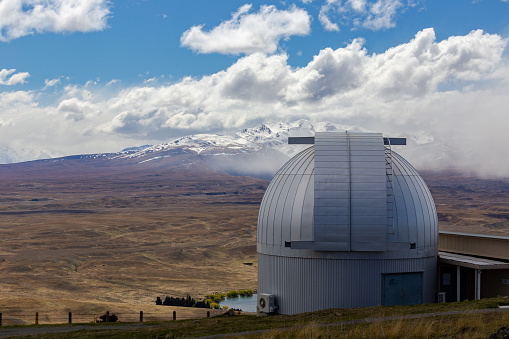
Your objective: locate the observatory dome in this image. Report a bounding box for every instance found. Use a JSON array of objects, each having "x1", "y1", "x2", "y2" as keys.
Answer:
[{"x1": 257, "y1": 132, "x2": 438, "y2": 314}]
